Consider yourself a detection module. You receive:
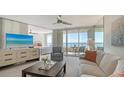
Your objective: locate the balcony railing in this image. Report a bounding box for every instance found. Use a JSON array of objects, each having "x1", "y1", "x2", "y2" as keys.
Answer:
[{"x1": 63, "y1": 42, "x2": 104, "y2": 53}]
